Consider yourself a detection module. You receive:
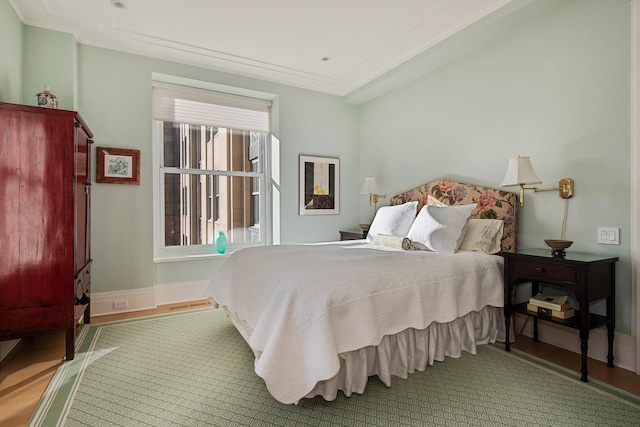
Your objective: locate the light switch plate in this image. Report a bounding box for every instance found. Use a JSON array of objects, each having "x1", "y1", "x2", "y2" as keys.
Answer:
[{"x1": 597, "y1": 227, "x2": 620, "y2": 245}]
